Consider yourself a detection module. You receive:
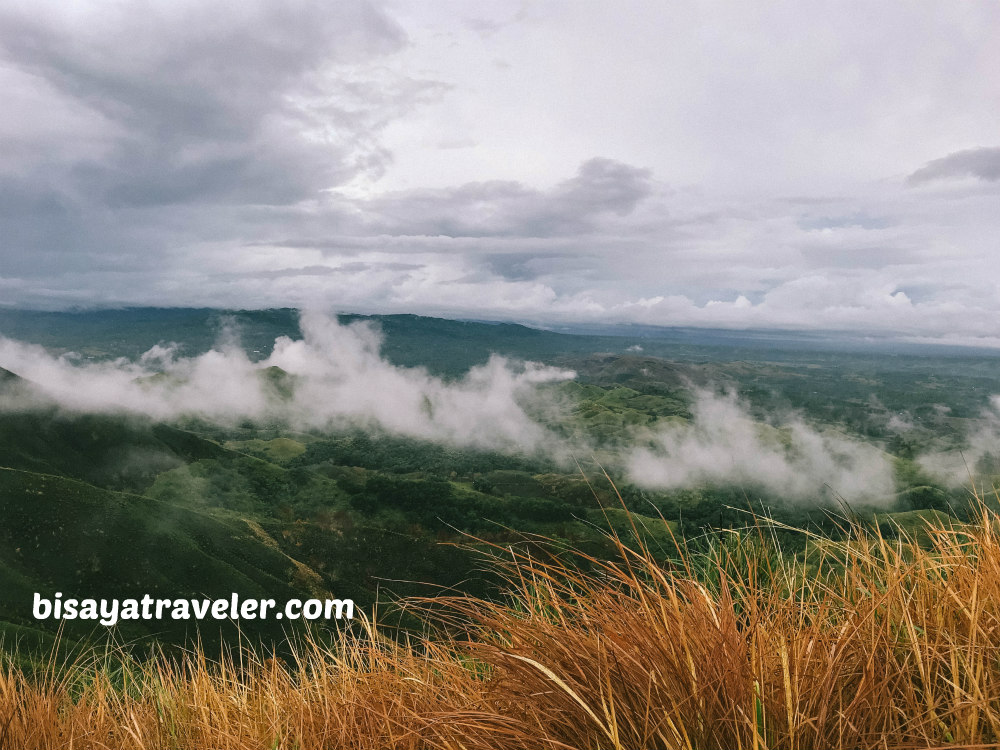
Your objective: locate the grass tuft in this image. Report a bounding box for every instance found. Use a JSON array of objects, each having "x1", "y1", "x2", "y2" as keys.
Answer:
[{"x1": 4, "y1": 490, "x2": 1000, "y2": 748}]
